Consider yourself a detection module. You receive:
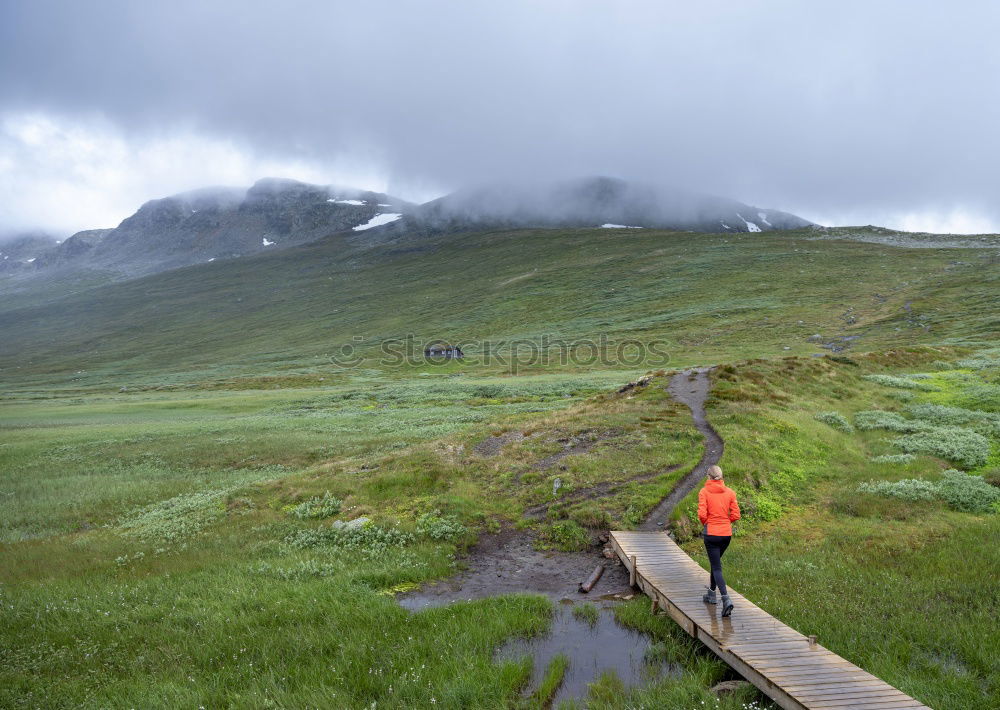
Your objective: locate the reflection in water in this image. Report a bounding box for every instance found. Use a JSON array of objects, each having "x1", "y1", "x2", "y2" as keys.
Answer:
[{"x1": 495, "y1": 603, "x2": 679, "y2": 705}]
